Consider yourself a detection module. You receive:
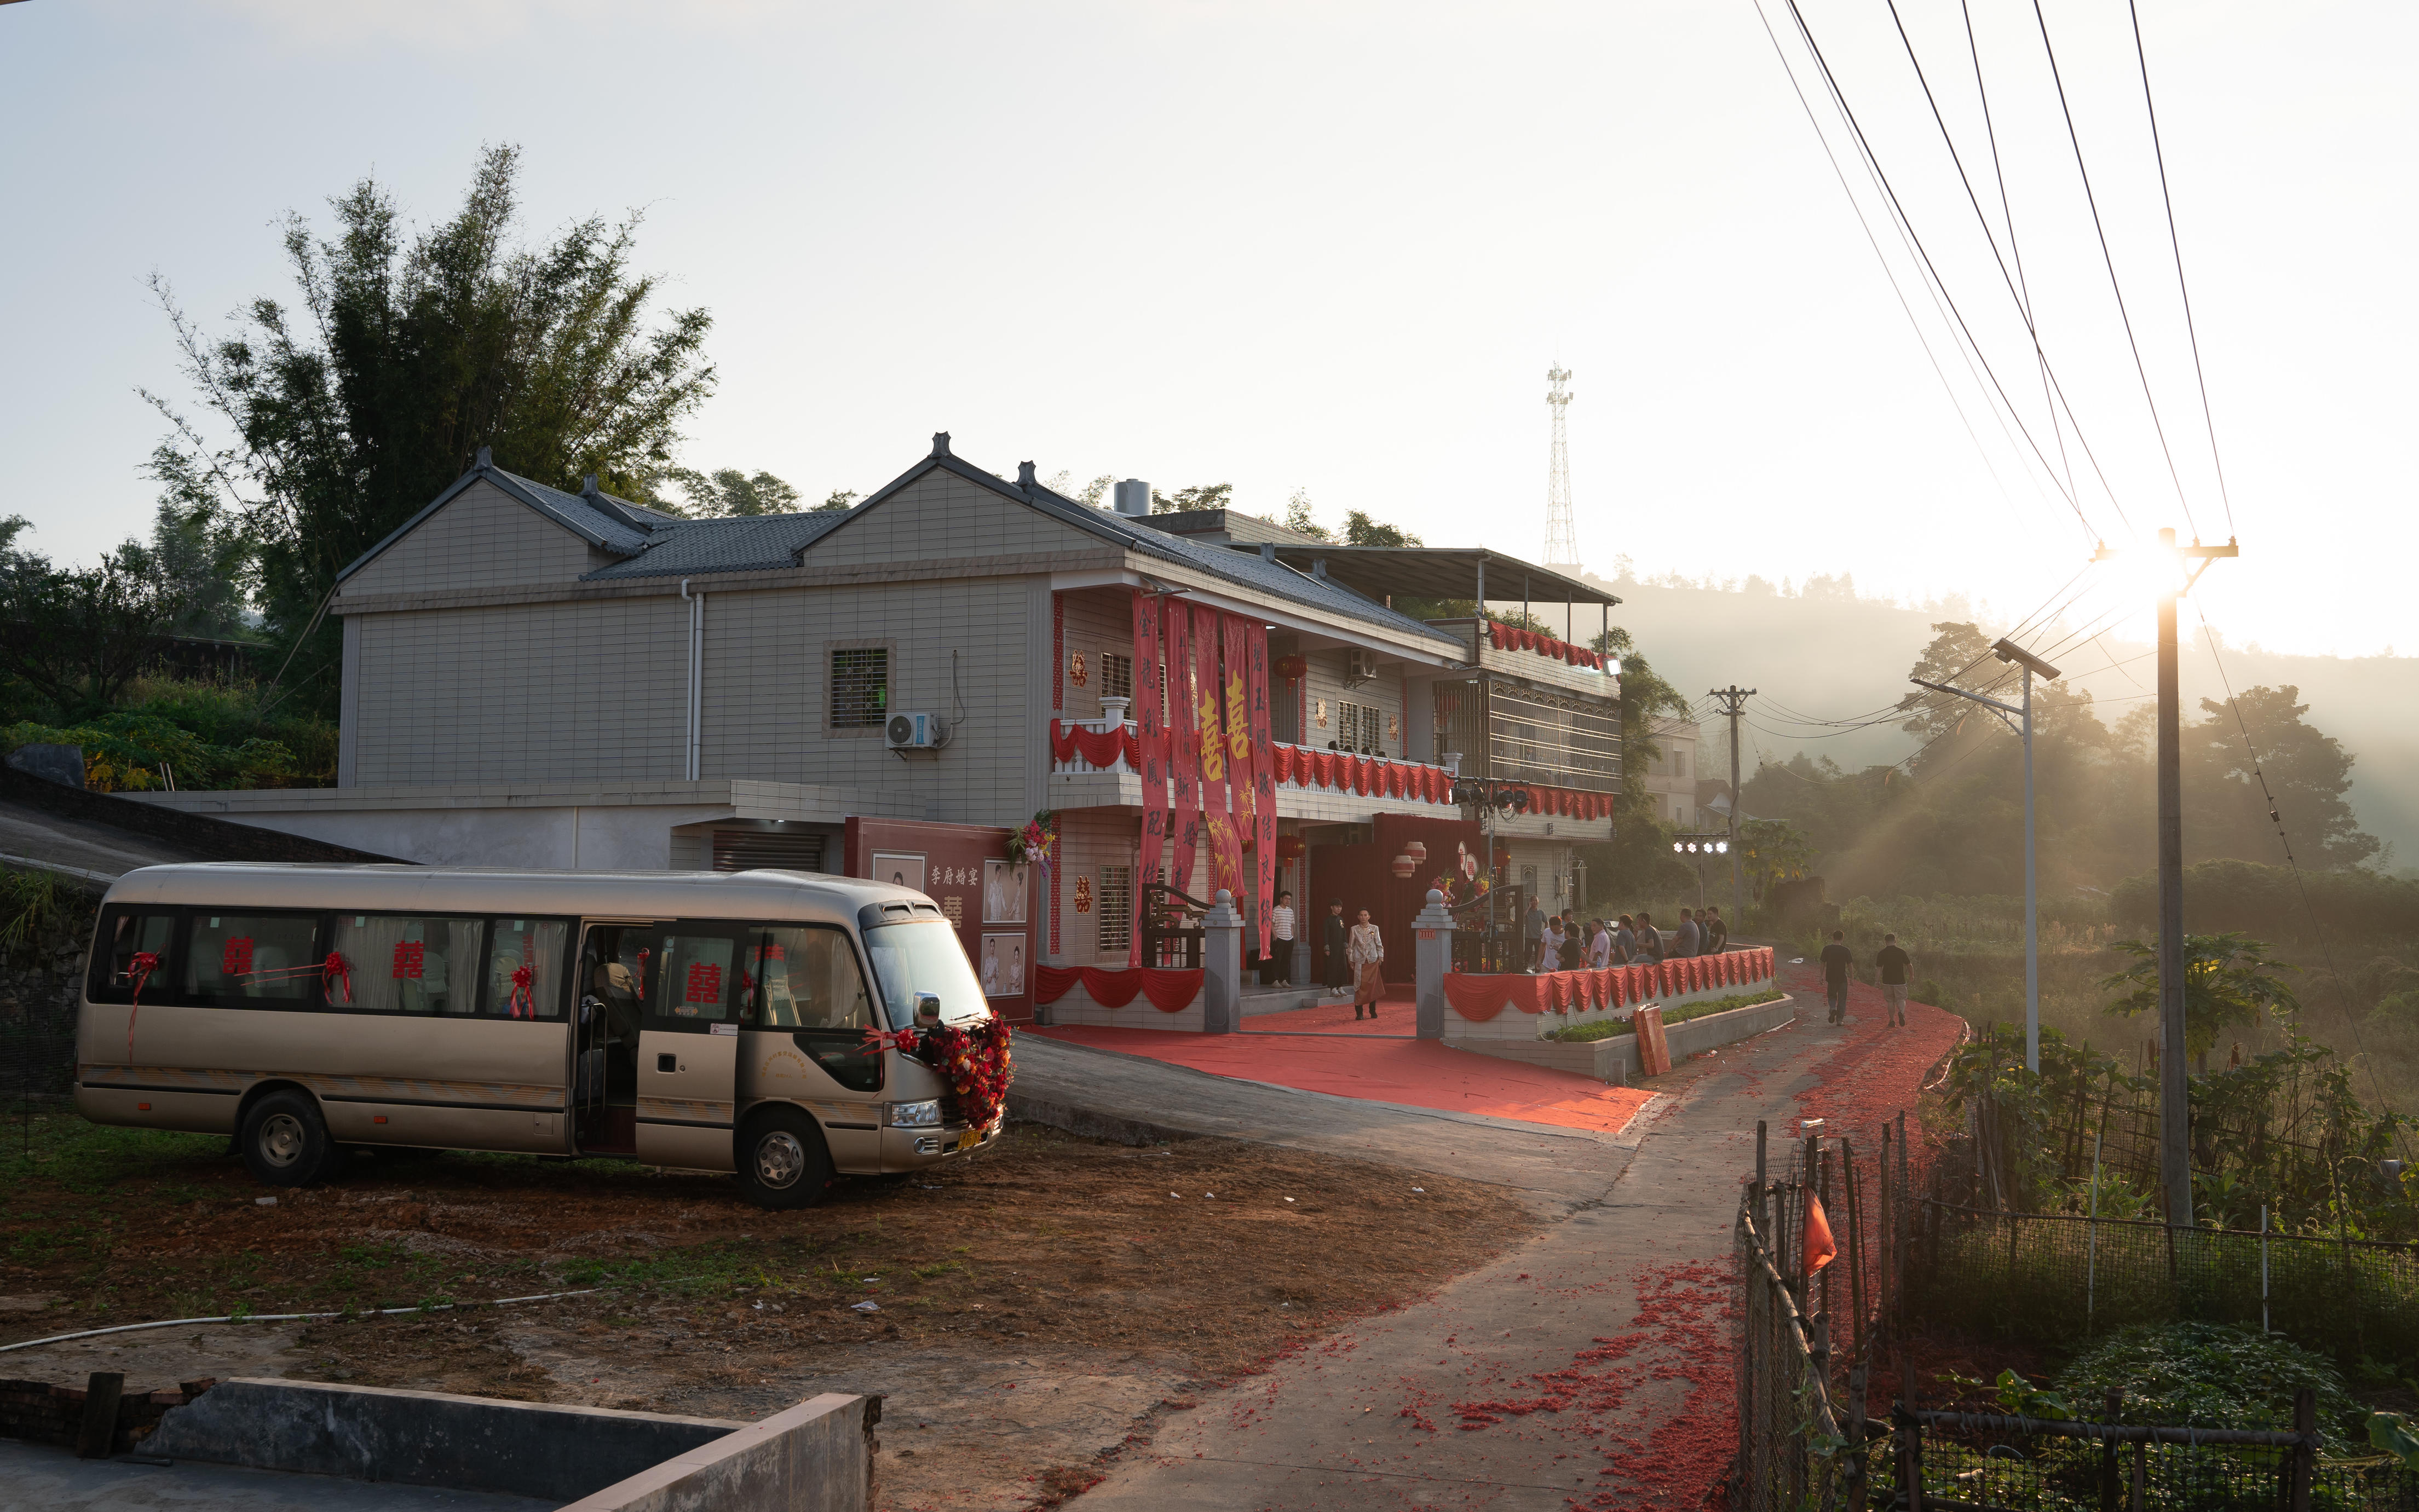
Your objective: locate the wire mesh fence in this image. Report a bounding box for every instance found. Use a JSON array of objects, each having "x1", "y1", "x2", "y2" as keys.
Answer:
[
  {"x1": 1735, "y1": 1179, "x2": 1857, "y2": 1512},
  {"x1": 1909, "y1": 1199, "x2": 2419, "y2": 1369}
]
